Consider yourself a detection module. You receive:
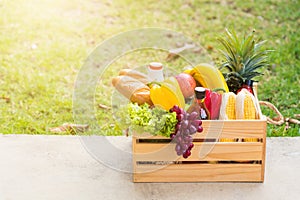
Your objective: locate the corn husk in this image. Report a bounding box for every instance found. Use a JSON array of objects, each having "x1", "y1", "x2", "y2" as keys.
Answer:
[
  {"x1": 219, "y1": 92, "x2": 237, "y2": 120},
  {"x1": 236, "y1": 89, "x2": 259, "y2": 120}
]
